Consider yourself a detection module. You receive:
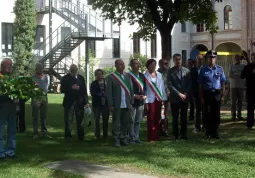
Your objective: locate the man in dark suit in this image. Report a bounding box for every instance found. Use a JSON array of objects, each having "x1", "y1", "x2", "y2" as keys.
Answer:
[
  {"x1": 61, "y1": 64, "x2": 89, "y2": 141},
  {"x1": 128, "y1": 59, "x2": 146, "y2": 144},
  {"x1": 167, "y1": 54, "x2": 191, "y2": 140},
  {"x1": 190, "y1": 54, "x2": 205, "y2": 132},
  {"x1": 106, "y1": 59, "x2": 134, "y2": 147},
  {"x1": 187, "y1": 58, "x2": 195, "y2": 121}
]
